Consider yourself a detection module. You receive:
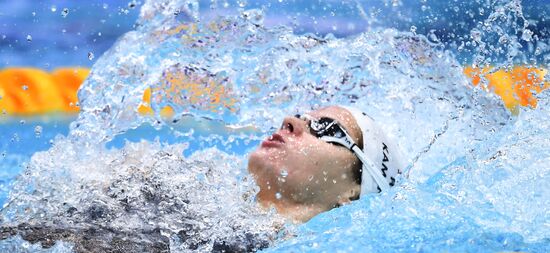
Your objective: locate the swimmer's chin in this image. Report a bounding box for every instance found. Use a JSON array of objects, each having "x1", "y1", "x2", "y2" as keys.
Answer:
[{"x1": 248, "y1": 150, "x2": 283, "y2": 178}]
